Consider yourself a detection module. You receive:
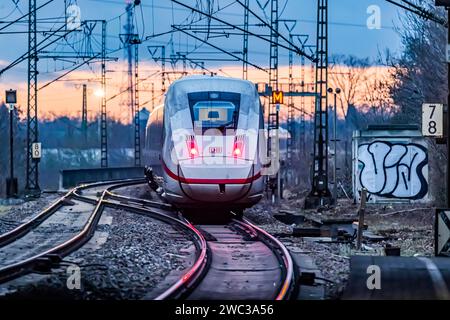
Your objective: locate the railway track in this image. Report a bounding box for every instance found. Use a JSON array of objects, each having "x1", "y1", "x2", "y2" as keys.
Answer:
[
  {"x1": 107, "y1": 191, "x2": 295, "y2": 300},
  {"x1": 0, "y1": 179, "x2": 206, "y2": 291},
  {"x1": 181, "y1": 218, "x2": 294, "y2": 300},
  {"x1": 0, "y1": 180, "x2": 295, "y2": 300}
]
